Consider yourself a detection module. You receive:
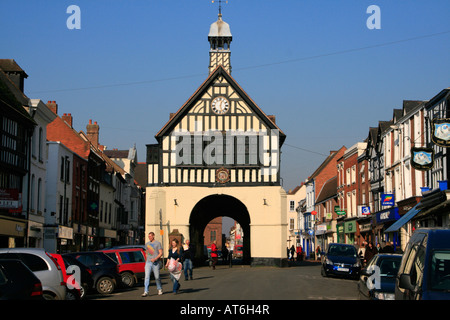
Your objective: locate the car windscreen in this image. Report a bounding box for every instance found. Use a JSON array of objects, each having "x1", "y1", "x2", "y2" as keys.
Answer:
[
  {"x1": 327, "y1": 245, "x2": 357, "y2": 257},
  {"x1": 430, "y1": 250, "x2": 450, "y2": 291},
  {"x1": 379, "y1": 257, "x2": 401, "y2": 277}
]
